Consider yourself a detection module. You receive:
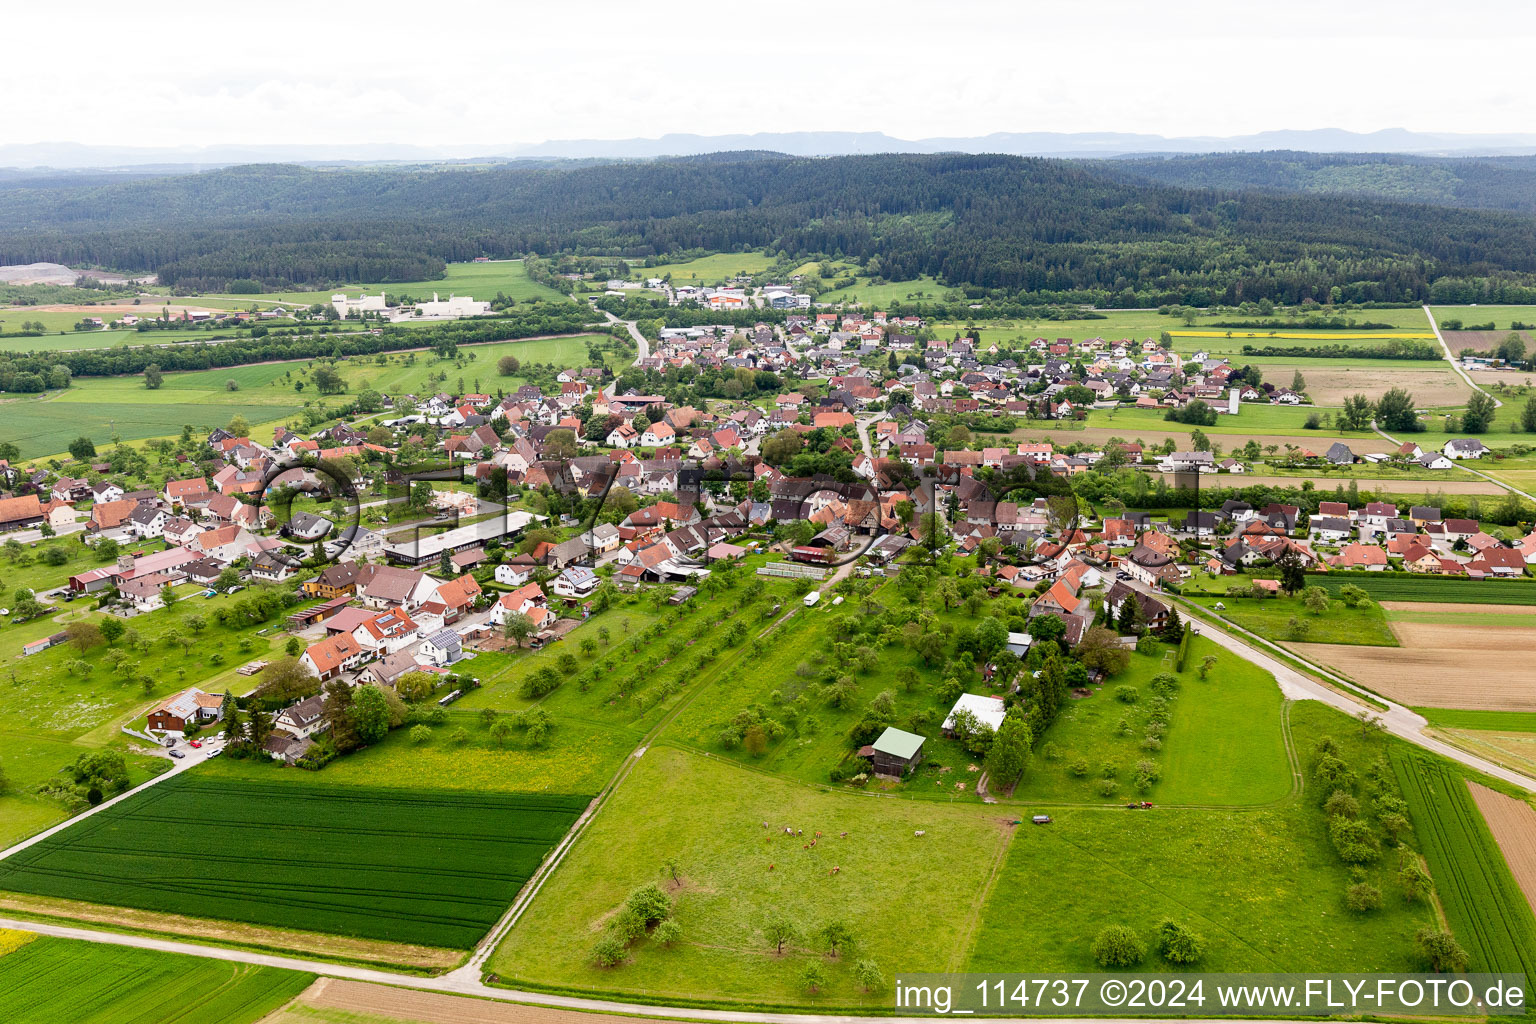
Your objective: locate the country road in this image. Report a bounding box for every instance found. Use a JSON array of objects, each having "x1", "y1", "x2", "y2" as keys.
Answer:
[
  {"x1": 592, "y1": 303, "x2": 650, "y2": 364},
  {"x1": 1423, "y1": 303, "x2": 1500, "y2": 407},
  {"x1": 1371, "y1": 420, "x2": 1535, "y2": 503}
]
